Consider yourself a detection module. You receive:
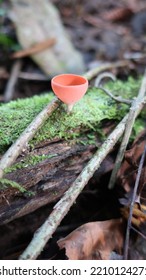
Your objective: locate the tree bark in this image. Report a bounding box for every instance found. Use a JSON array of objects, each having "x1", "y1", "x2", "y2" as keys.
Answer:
[{"x1": 0, "y1": 138, "x2": 97, "y2": 225}]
